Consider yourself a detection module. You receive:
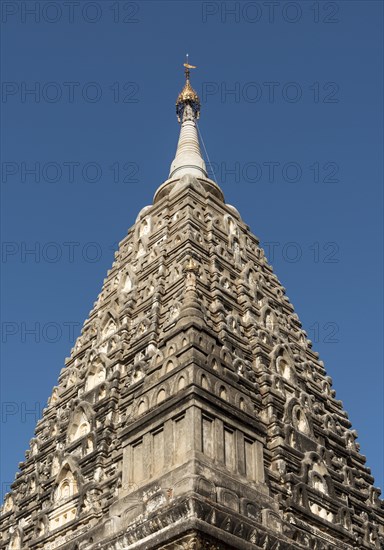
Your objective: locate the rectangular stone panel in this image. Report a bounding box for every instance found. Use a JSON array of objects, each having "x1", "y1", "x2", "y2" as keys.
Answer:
[
  {"x1": 132, "y1": 439, "x2": 144, "y2": 483},
  {"x1": 244, "y1": 436, "x2": 256, "y2": 481},
  {"x1": 174, "y1": 414, "x2": 186, "y2": 464},
  {"x1": 224, "y1": 427, "x2": 236, "y2": 471},
  {"x1": 202, "y1": 414, "x2": 214, "y2": 458},
  {"x1": 152, "y1": 427, "x2": 165, "y2": 474}
]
